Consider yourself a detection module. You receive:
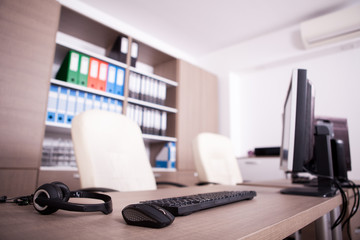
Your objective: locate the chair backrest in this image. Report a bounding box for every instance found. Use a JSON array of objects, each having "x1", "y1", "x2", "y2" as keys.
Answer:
[
  {"x1": 192, "y1": 132, "x2": 243, "y2": 185},
  {"x1": 71, "y1": 109, "x2": 157, "y2": 191}
]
